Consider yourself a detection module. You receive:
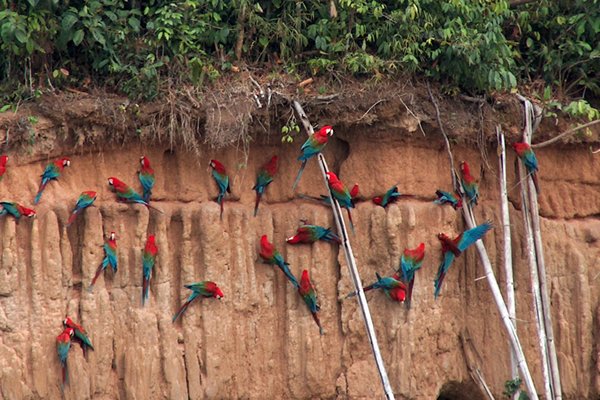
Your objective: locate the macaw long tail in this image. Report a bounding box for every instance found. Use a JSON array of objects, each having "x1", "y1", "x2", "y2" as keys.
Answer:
[
  {"x1": 89, "y1": 261, "x2": 107, "y2": 290},
  {"x1": 312, "y1": 312, "x2": 324, "y2": 336},
  {"x1": 434, "y1": 271, "x2": 446, "y2": 299},
  {"x1": 405, "y1": 280, "x2": 414, "y2": 310},
  {"x1": 143, "y1": 189, "x2": 152, "y2": 203},
  {"x1": 278, "y1": 263, "x2": 300, "y2": 288},
  {"x1": 346, "y1": 208, "x2": 355, "y2": 234},
  {"x1": 217, "y1": 193, "x2": 224, "y2": 220},
  {"x1": 34, "y1": 180, "x2": 48, "y2": 205},
  {"x1": 143, "y1": 201, "x2": 164, "y2": 214},
  {"x1": 531, "y1": 171, "x2": 540, "y2": 194},
  {"x1": 62, "y1": 361, "x2": 68, "y2": 386},
  {"x1": 142, "y1": 275, "x2": 150, "y2": 306},
  {"x1": 172, "y1": 296, "x2": 197, "y2": 323},
  {"x1": 292, "y1": 160, "x2": 307, "y2": 191},
  {"x1": 253, "y1": 192, "x2": 262, "y2": 217},
  {"x1": 345, "y1": 284, "x2": 374, "y2": 299},
  {"x1": 66, "y1": 209, "x2": 80, "y2": 227},
  {"x1": 323, "y1": 230, "x2": 341, "y2": 244}
]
